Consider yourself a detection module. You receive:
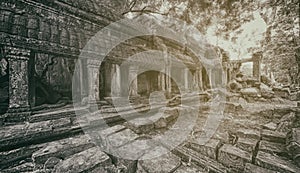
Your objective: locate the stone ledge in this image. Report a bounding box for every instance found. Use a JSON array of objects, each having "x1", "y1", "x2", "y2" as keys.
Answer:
[
  {"x1": 261, "y1": 129, "x2": 286, "y2": 144},
  {"x1": 52, "y1": 147, "x2": 113, "y2": 173},
  {"x1": 218, "y1": 144, "x2": 252, "y2": 171},
  {"x1": 255, "y1": 151, "x2": 300, "y2": 173}
]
